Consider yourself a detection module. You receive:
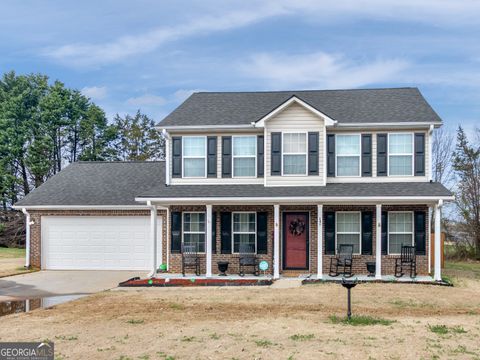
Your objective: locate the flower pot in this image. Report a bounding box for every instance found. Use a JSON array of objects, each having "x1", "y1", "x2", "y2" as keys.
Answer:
[{"x1": 217, "y1": 261, "x2": 229, "y2": 276}]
